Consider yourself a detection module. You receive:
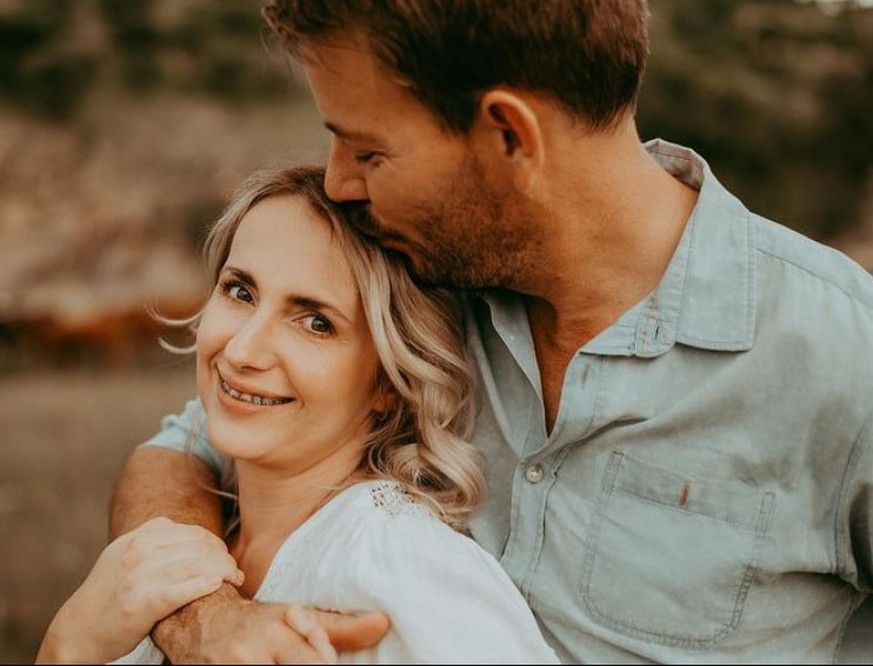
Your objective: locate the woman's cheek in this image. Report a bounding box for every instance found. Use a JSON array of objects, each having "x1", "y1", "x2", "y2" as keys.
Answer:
[{"x1": 197, "y1": 300, "x2": 234, "y2": 355}]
